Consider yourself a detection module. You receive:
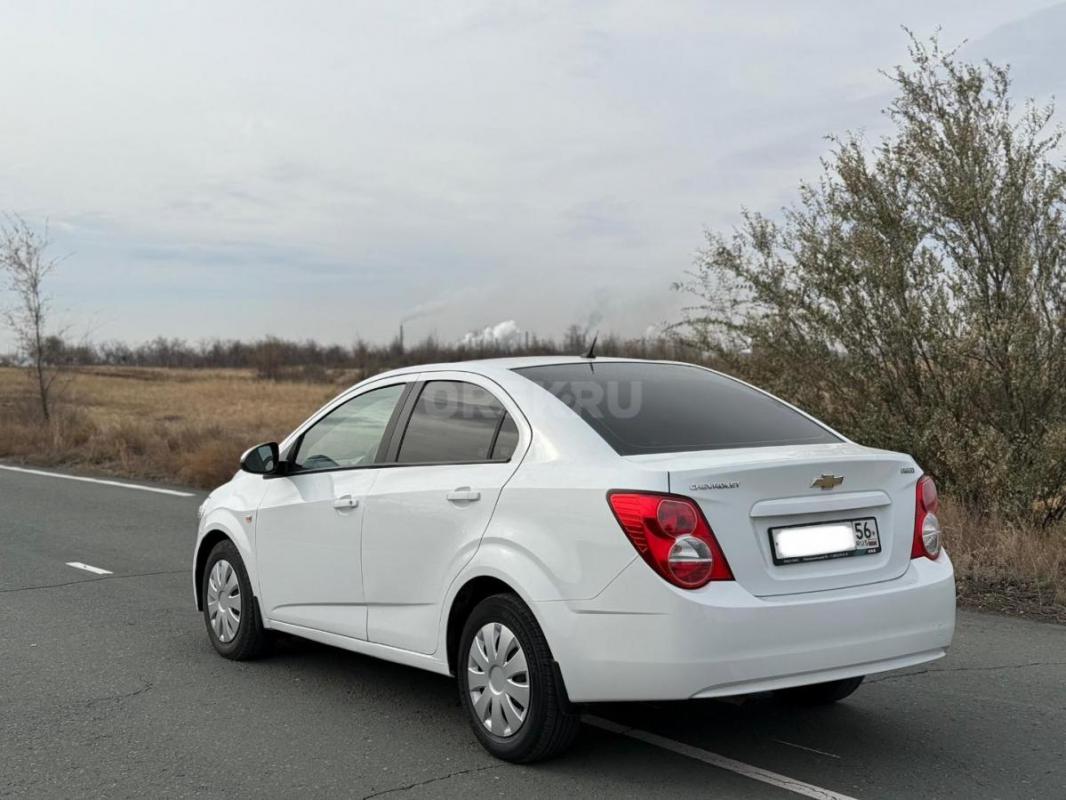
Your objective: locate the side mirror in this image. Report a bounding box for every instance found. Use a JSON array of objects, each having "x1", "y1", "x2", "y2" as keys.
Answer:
[{"x1": 240, "y1": 442, "x2": 280, "y2": 475}]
